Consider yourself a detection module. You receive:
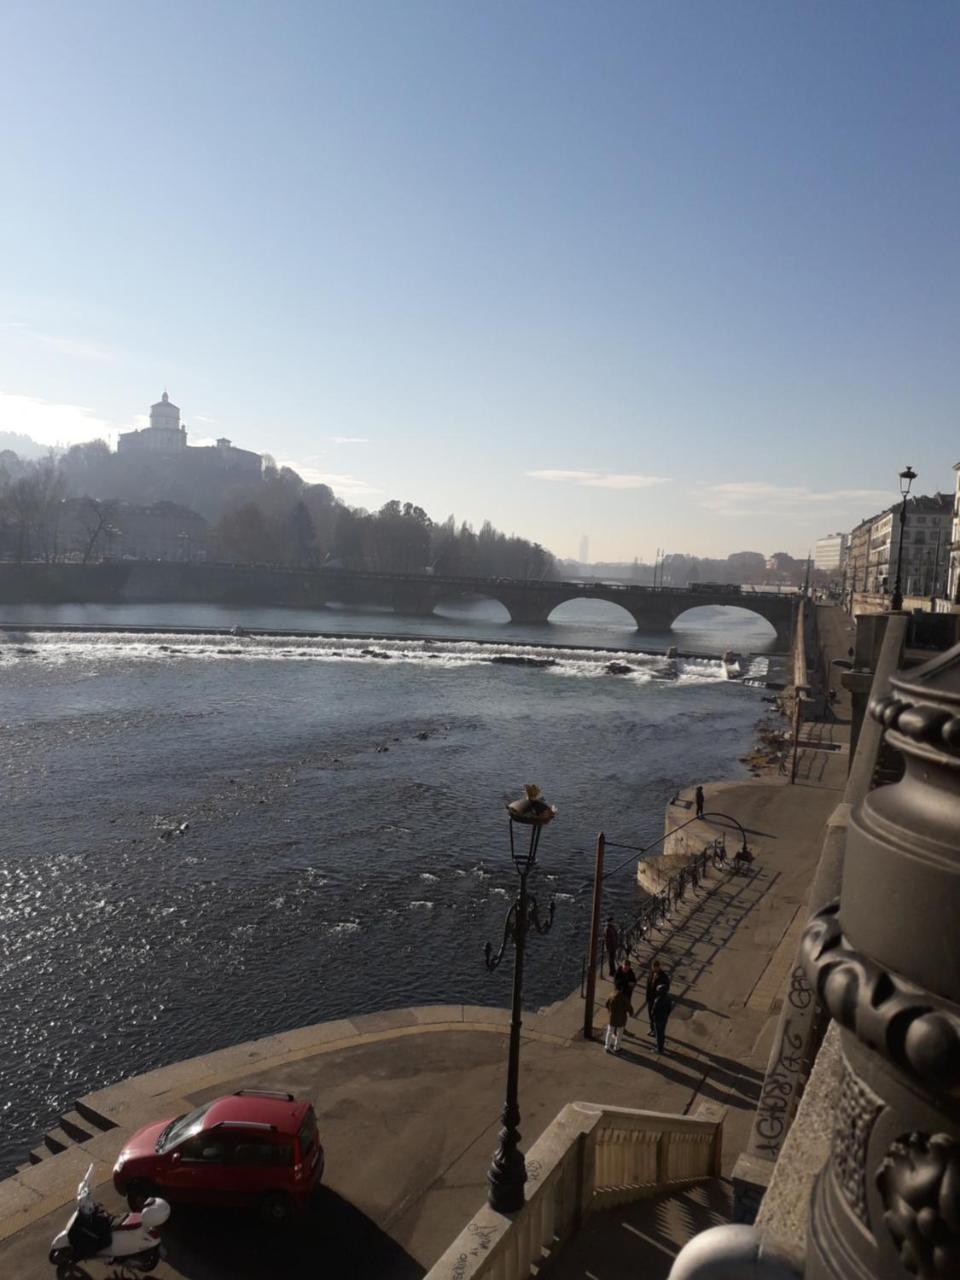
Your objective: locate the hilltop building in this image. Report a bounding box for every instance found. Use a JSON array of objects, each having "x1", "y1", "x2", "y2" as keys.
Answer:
[{"x1": 117, "y1": 392, "x2": 261, "y2": 476}]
